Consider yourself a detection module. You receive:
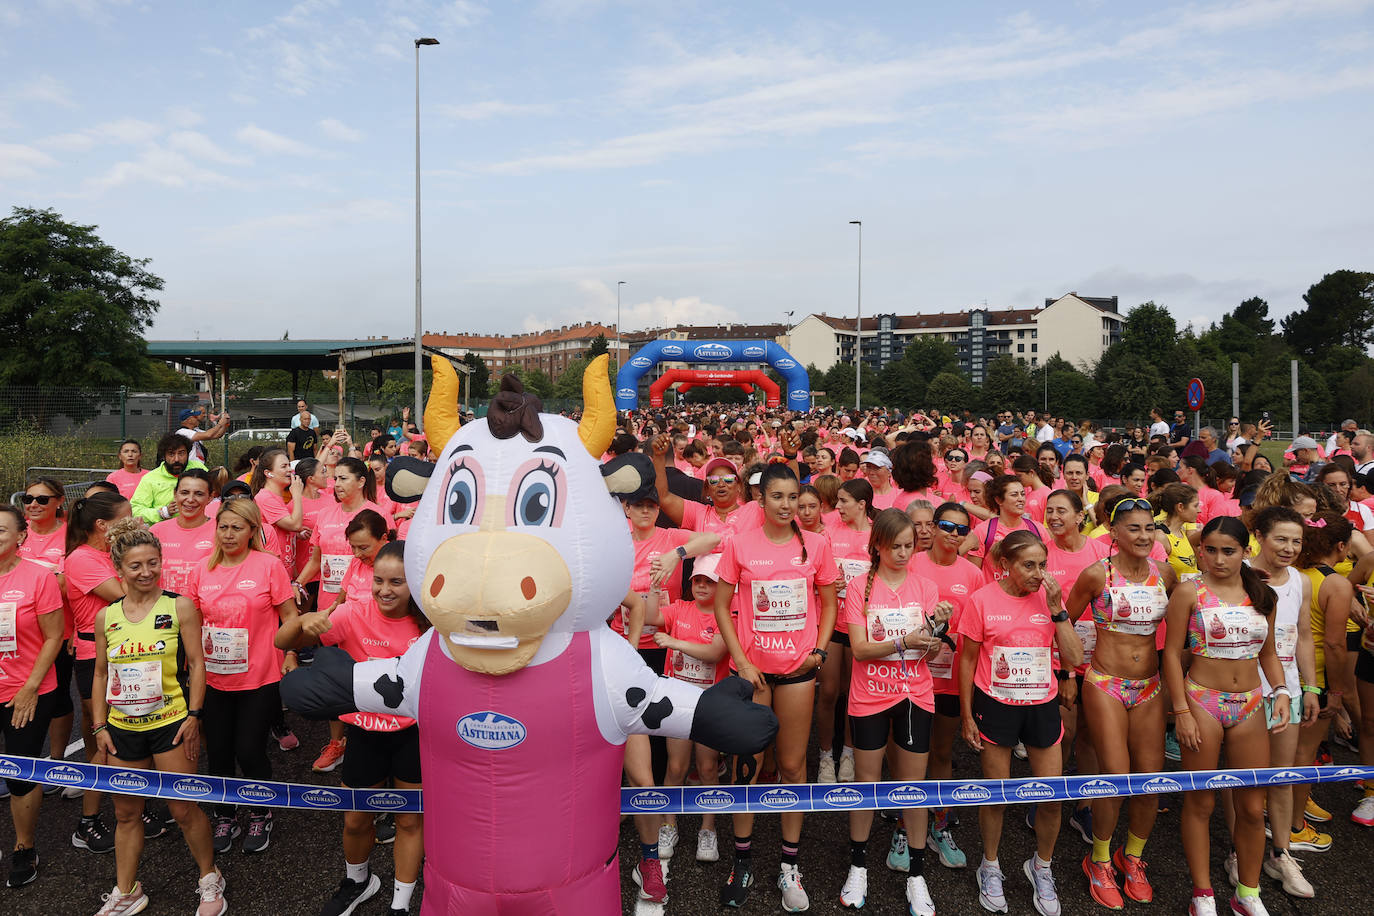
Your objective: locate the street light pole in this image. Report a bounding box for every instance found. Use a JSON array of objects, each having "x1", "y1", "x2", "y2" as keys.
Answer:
[
  {"x1": 414, "y1": 37, "x2": 439, "y2": 432},
  {"x1": 849, "y1": 220, "x2": 862, "y2": 412},
  {"x1": 616, "y1": 281, "x2": 626, "y2": 365}
]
